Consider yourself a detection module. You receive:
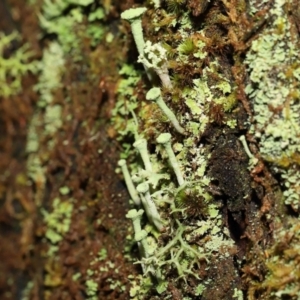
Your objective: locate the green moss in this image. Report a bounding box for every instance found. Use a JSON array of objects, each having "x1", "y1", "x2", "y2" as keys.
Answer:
[
  {"x1": 178, "y1": 38, "x2": 196, "y2": 55},
  {"x1": 166, "y1": 0, "x2": 186, "y2": 14},
  {"x1": 253, "y1": 218, "x2": 300, "y2": 299}
]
